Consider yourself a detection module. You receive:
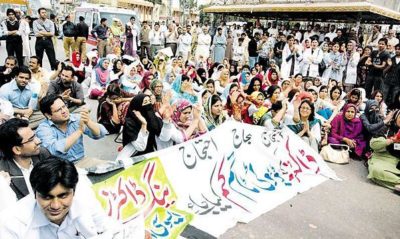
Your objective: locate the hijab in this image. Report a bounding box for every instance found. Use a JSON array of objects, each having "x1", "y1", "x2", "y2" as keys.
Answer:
[
  {"x1": 71, "y1": 51, "x2": 81, "y2": 68},
  {"x1": 94, "y1": 58, "x2": 110, "y2": 87},
  {"x1": 203, "y1": 95, "x2": 226, "y2": 131},
  {"x1": 338, "y1": 103, "x2": 361, "y2": 136},
  {"x1": 122, "y1": 94, "x2": 163, "y2": 155},
  {"x1": 150, "y1": 79, "x2": 163, "y2": 102},
  {"x1": 139, "y1": 71, "x2": 153, "y2": 90},
  {"x1": 172, "y1": 99, "x2": 192, "y2": 128}
]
